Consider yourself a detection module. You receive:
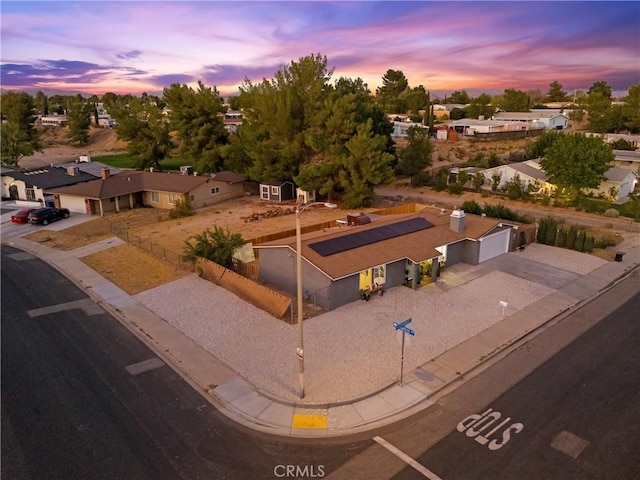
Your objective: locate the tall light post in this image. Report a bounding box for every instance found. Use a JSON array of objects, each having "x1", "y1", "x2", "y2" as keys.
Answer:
[{"x1": 296, "y1": 200, "x2": 337, "y2": 399}]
